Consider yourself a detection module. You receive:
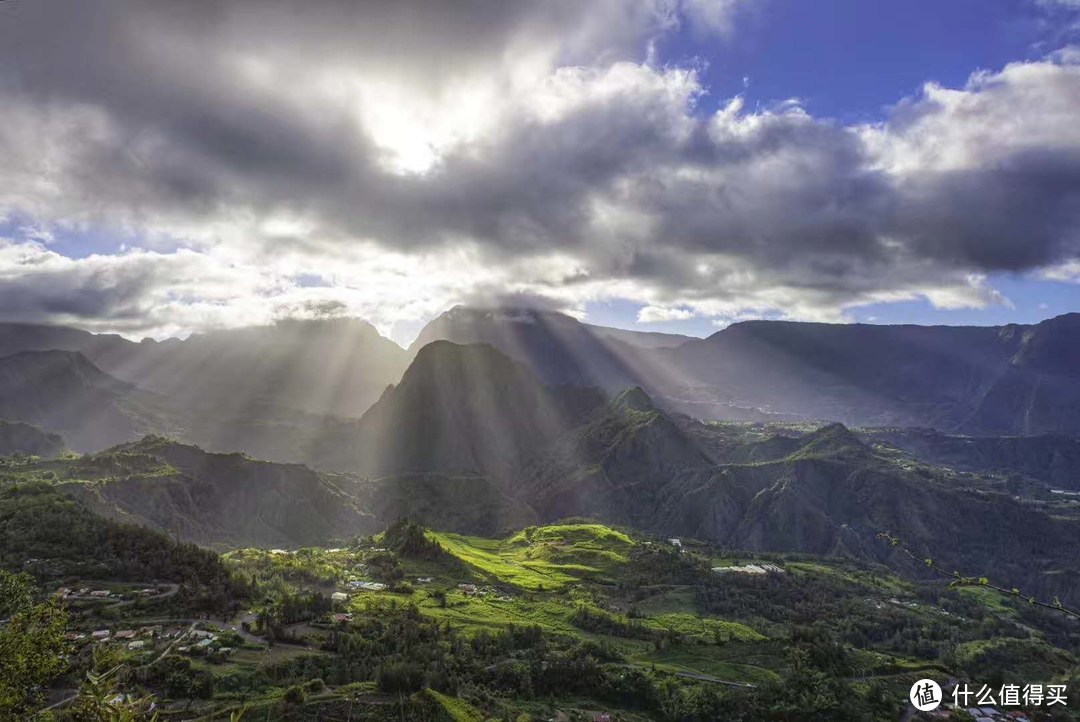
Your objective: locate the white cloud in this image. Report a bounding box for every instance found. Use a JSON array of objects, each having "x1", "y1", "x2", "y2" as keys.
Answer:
[{"x1": 637, "y1": 306, "x2": 695, "y2": 323}]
